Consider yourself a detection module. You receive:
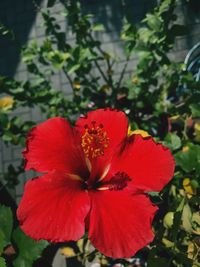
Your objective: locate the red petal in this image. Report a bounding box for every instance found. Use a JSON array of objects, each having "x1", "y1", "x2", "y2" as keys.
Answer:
[
  {"x1": 88, "y1": 190, "x2": 157, "y2": 258},
  {"x1": 23, "y1": 117, "x2": 87, "y2": 175},
  {"x1": 17, "y1": 171, "x2": 90, "y2": 242},
  {"x1": 109, "y1": 135, "x2": 175, "y2": 192},
  {"x1": 76, "y1": 108, "x2": 128, "y2": 179}
]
